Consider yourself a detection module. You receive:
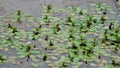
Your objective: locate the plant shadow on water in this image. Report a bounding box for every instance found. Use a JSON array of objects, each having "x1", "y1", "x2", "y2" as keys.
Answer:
[{"x1": 0, "y1": 1, "x2": 120, "y2": 68}]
